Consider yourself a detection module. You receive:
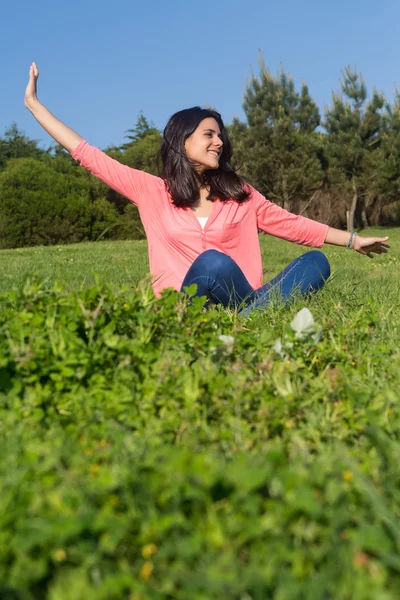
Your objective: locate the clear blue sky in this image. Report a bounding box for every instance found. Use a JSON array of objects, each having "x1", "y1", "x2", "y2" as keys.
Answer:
[{"x1": 2, "y1": 0, "x2": 400, "y2": 149}]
